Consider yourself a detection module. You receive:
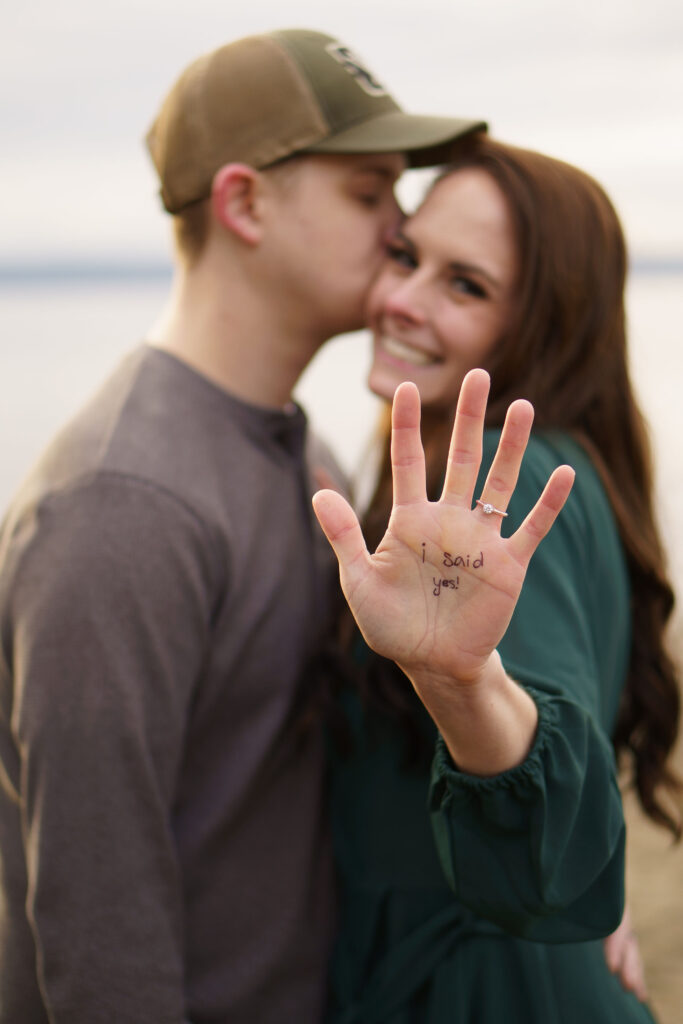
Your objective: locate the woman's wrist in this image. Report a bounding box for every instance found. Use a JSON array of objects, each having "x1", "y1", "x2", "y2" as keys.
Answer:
[{"x1": 405, "y1": 651, "x2": 539, "y2": 777}]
